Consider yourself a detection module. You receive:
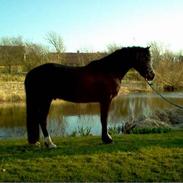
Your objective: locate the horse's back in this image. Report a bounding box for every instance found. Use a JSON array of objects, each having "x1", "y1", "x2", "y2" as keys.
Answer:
[
  {"x1": 25, "y1": 63, "x2": 83, "y2": 84},
  {"x1": 24, "y1": 63, "x2": 85, "y2": 99},
  {"x1": 26, "y1": 63, "x2": 80, "y2": 77}
]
